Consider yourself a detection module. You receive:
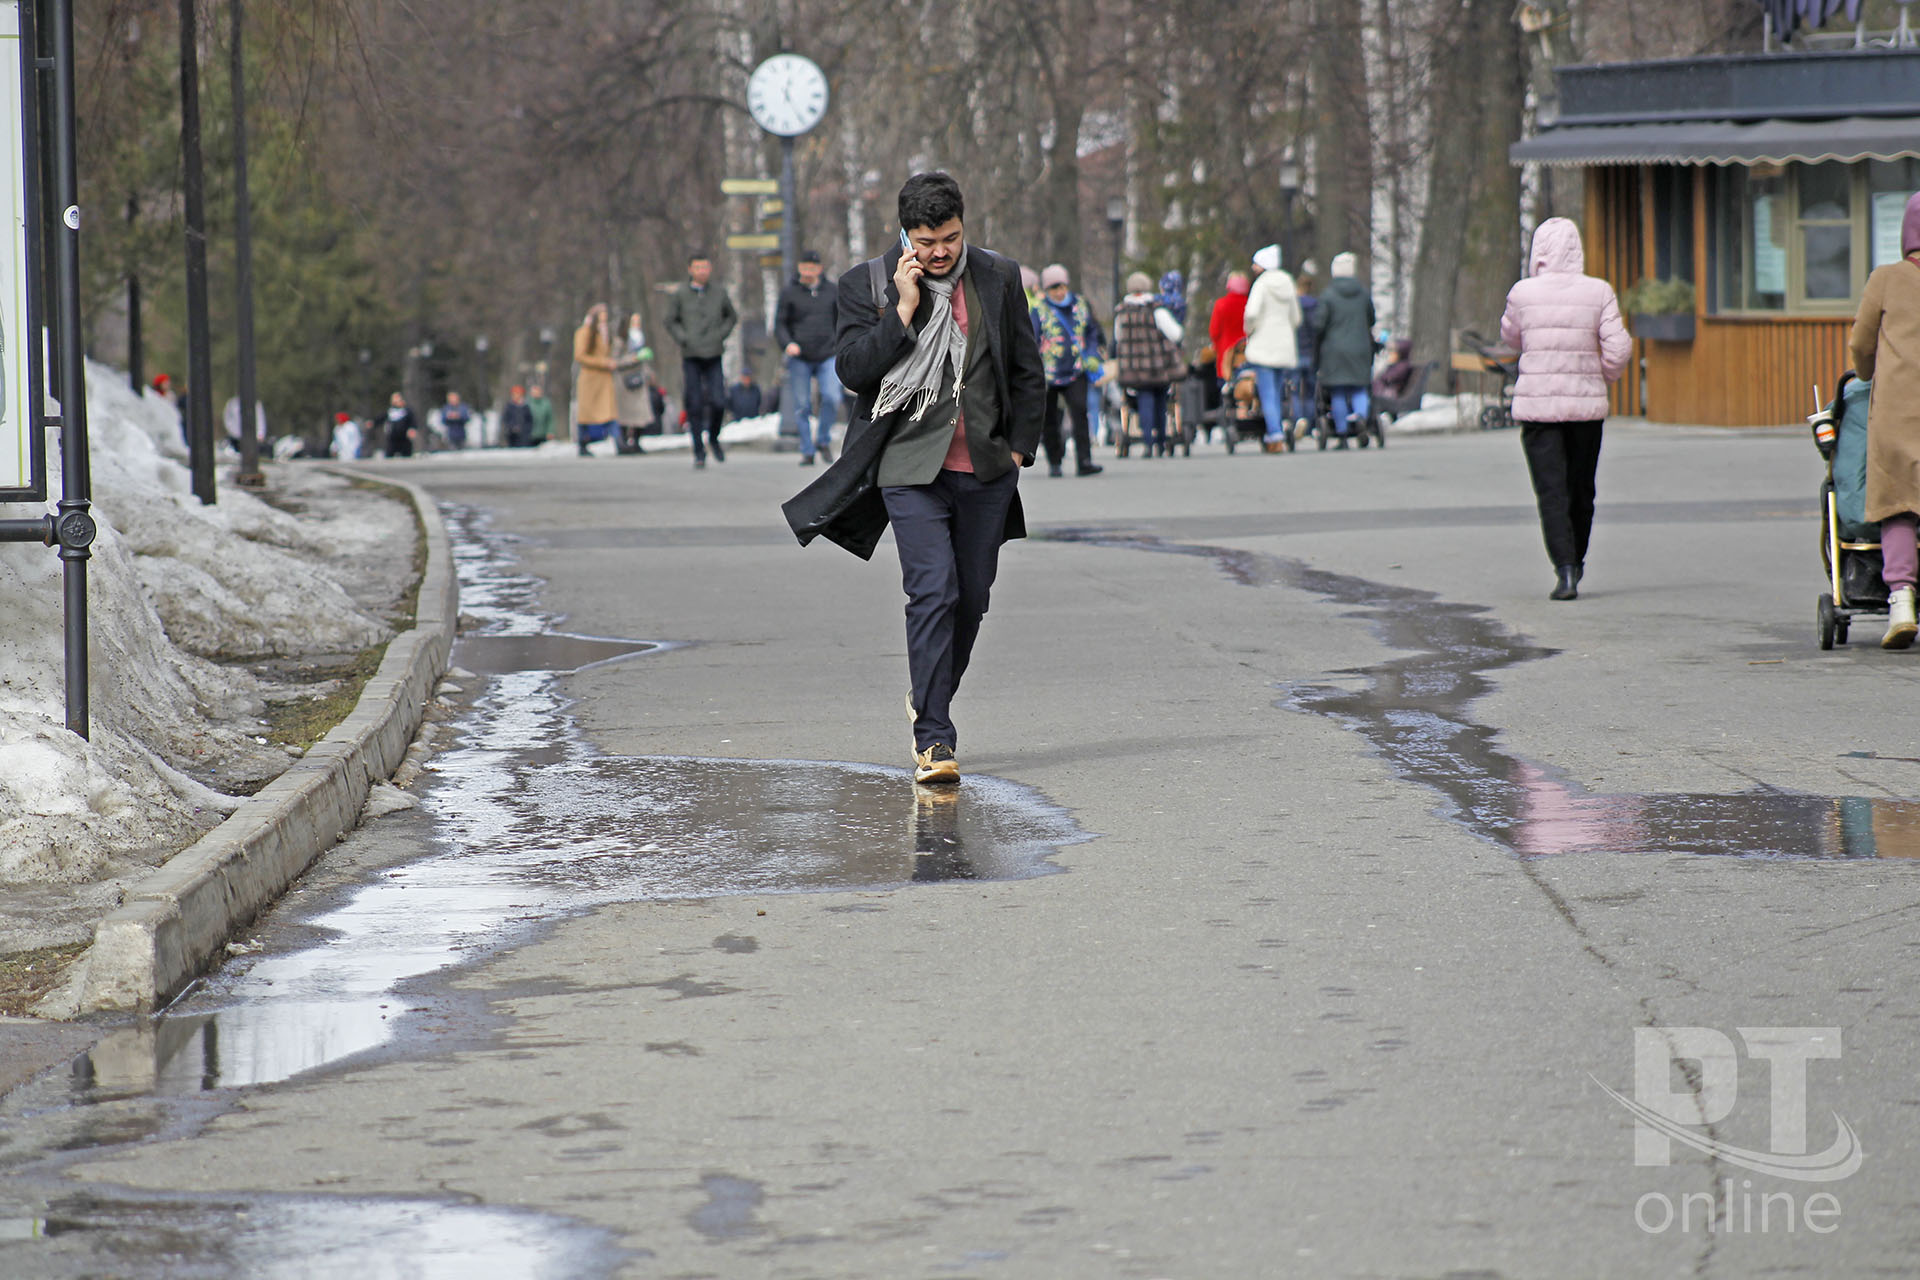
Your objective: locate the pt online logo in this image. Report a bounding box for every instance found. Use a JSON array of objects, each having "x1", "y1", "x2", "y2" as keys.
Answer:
[{"x1": 1594, "y1": 1028, "x2": 1863, "y2": 1234}]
